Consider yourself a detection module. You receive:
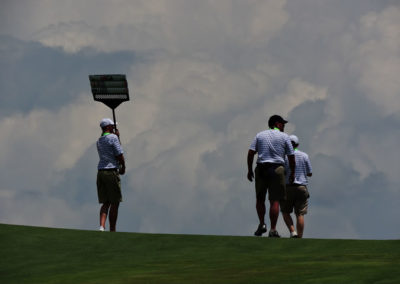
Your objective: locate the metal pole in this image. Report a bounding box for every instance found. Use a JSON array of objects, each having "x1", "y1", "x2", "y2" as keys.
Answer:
[
  {"x1": 112, "y1": 108, "x2": 117, "y2": 130},
  {"x1": 111, "y1": 108, "x2": 121, "y2": 143}
]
